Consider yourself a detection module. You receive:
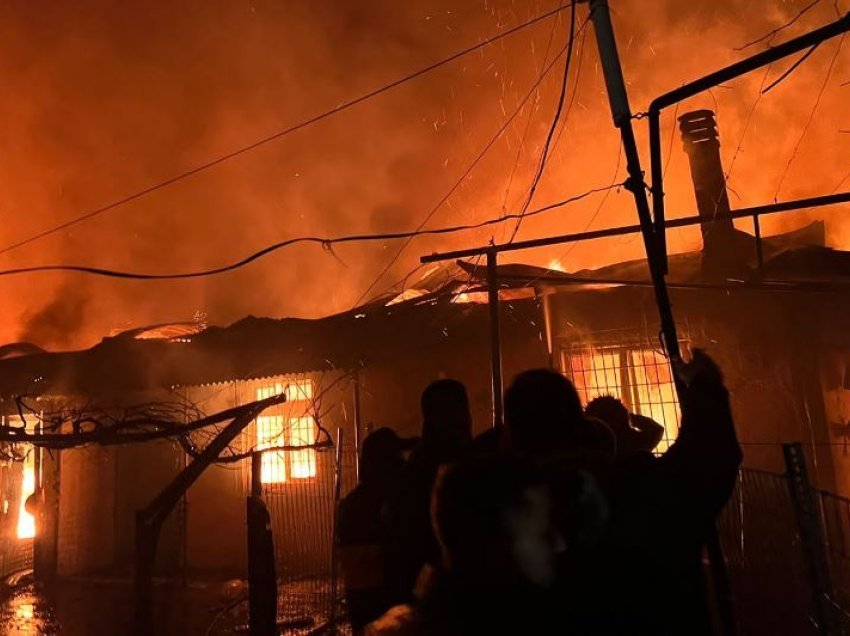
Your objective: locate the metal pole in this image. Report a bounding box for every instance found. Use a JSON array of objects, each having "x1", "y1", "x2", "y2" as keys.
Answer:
[
  {"x1": 648, "y1": 12, "x2": 850, "y2": 261},
  {"x1": 329, "y1": 428, "x2": 345, "y2": 626},
  {"x1": 783, "y1": 443, "x2": 839, "y2": 636},
  {"x1": 419, "y1": 191, "x2": 850, "y2": 263},
  {"x1": 486, "y1": 250, "x2": 504, "y2": 428},
  {"x1": 251, "y1": 450, "x2": 263, "y2": 498},
  {"x1": 248, "y1": 448, "x2": 277, "y2": 636},
  {"x1": 753, "y1": 214, "x2": 765, "y2": 275},
  {"x1": 648, "y1": 109, "x2": 667, "y2": 270},
  {"x1": 353, "y1": 373, "x2": 362, "y2": 483},
  {"x1": 585, "y1": 0, "x2": 681, "y2": 363},
  {"x1": 584, "y1": 3, "x2": 734, "y2": 634}
]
